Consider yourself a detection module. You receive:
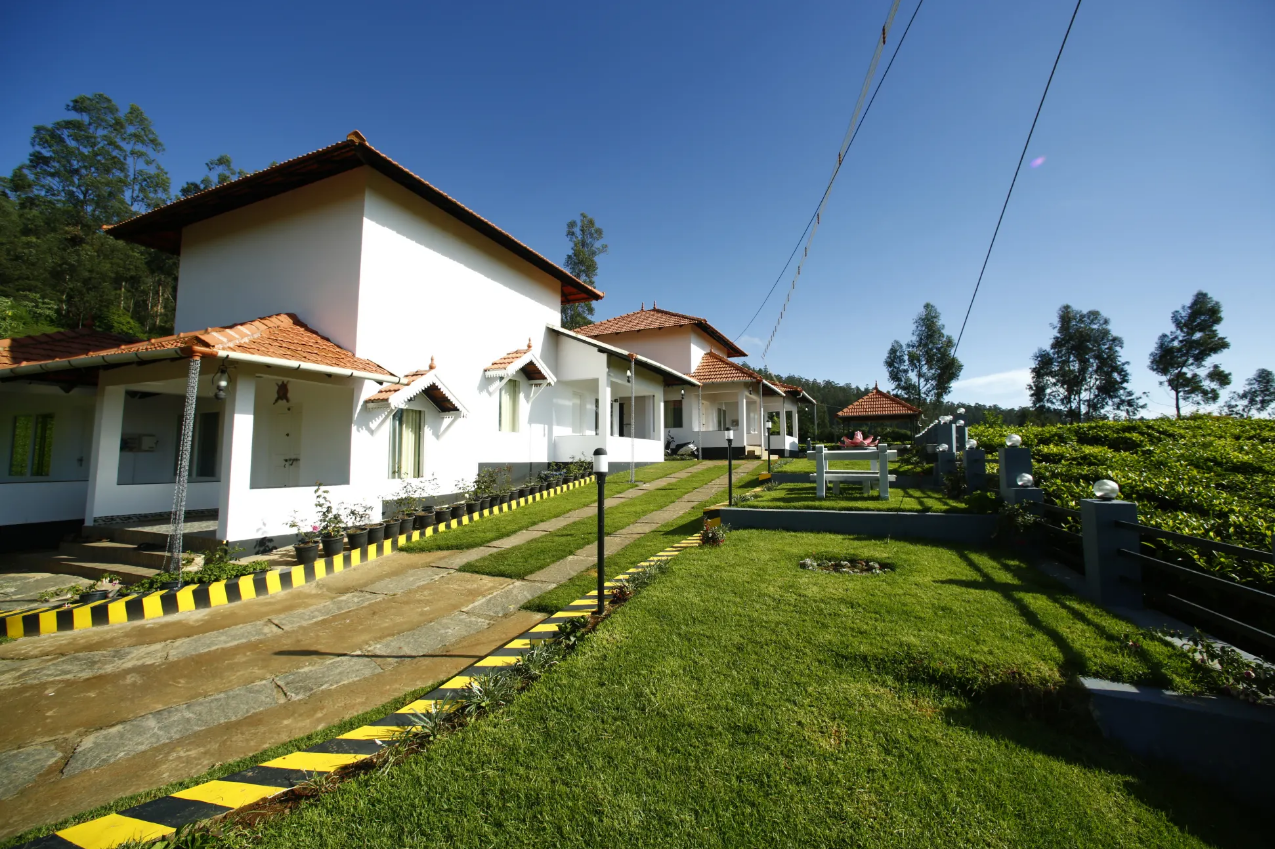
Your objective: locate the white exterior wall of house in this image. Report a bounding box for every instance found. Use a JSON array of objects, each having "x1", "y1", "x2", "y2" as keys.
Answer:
[
  {"x1": 173, "y1": 170, "x2": 367, "y2": 346},
  {"x1": 0, "y1": 384, "x2": 97, "y2": 525}
]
